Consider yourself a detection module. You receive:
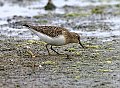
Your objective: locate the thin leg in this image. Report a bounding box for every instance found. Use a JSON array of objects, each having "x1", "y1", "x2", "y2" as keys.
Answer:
[
  {"x1": 79, "y1": 41, "x2": 85, "y2": 48},
  {"x1": 51, "y1": 45, "x2": 70, "y2": 58},
  {"x1": 45, "y1": 44, "x2": 51, "y2": 55},
  {"x1": 50, "y1": 45, "x2": 60, "y2": 54}
]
